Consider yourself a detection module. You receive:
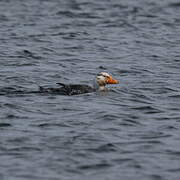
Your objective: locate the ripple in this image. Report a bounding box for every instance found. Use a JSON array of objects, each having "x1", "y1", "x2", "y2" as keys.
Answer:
[
  {"x1": 168, "y1": 2, "x2": 180, "y2": 7},
  {"x1": 16, "y1": 50, "x2": 42, "y2": 60},
  {"x1": 168, "y1": 94, "x2": 180, "y2": 98},
  {"x1": 87, "y1": 143, "x2": 117, "y2": 153},
  {"x1": 78, "y1": 162, "x2": 111, "y2": 170},
  {"x1": 37, "y1": 123, "x2": 70, "y2": 128},
  {"x1": 132, "y1": 105, "x2": 163, "y2": 114},
  {"x1": 56, "y1": 10, "x2": 99, "y2": 19},
  {"x1": 0, "y1": 123, "x2": 11, "y2": 127}
]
